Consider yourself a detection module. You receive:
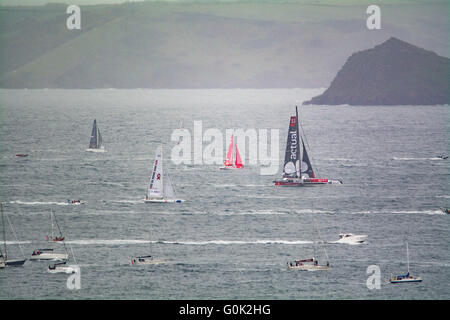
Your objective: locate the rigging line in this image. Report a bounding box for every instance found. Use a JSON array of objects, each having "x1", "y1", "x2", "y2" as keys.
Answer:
[
  {"x1": 298, "y1": 109, "x2": 321, "y2": 178},
  {"x1": 4, "y1": 210, "x2": 26, "y2": 259}
]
